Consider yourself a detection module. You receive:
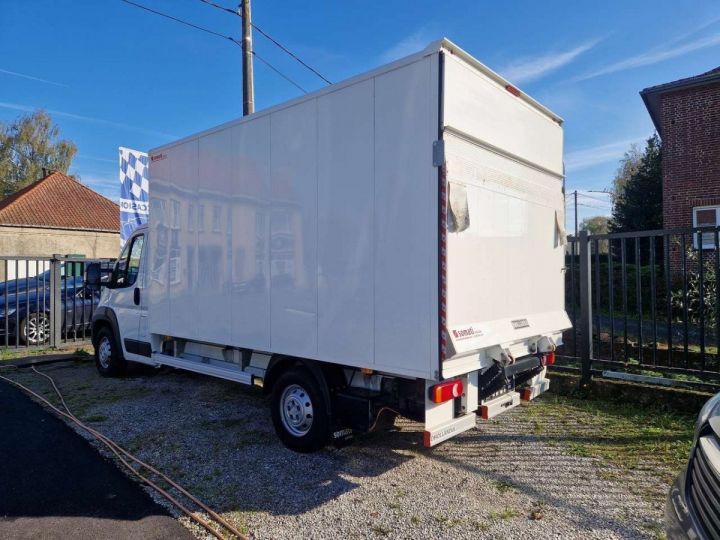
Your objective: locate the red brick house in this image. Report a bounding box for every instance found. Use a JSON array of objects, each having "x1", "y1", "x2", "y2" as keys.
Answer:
[{"x1": 641, "y1": 66, "x2": 720, "y2": 248}]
